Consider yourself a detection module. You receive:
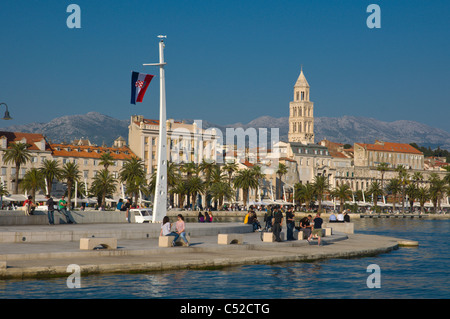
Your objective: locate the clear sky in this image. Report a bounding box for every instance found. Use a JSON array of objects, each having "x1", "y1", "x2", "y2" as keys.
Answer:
[{"x1": 0, "y1": 0, "x2": 449, "y2": 132}]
